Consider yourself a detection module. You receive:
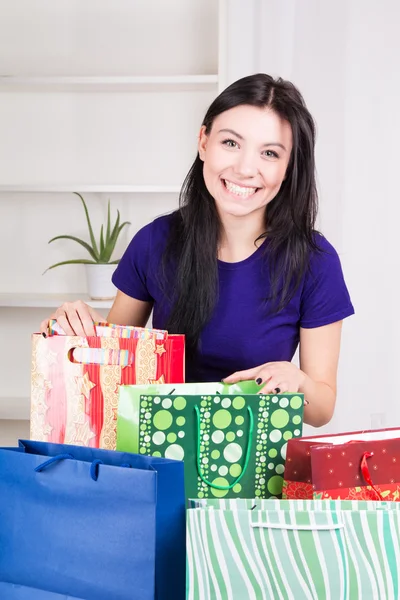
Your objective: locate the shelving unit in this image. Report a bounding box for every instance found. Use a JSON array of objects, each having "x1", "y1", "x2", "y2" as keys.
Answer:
[
  {"x1": 0, "y1": 293, "x2": 113, "y2": 310},
  {"x1": 0, "y1": 75, "x2": 219, "y2": 93},
  {"x1": 0, "y1": 185, "x2": 181, "y2": 193},
  {"x1": 0, "y1": 0, "x2": 223, "y2": 431}
]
